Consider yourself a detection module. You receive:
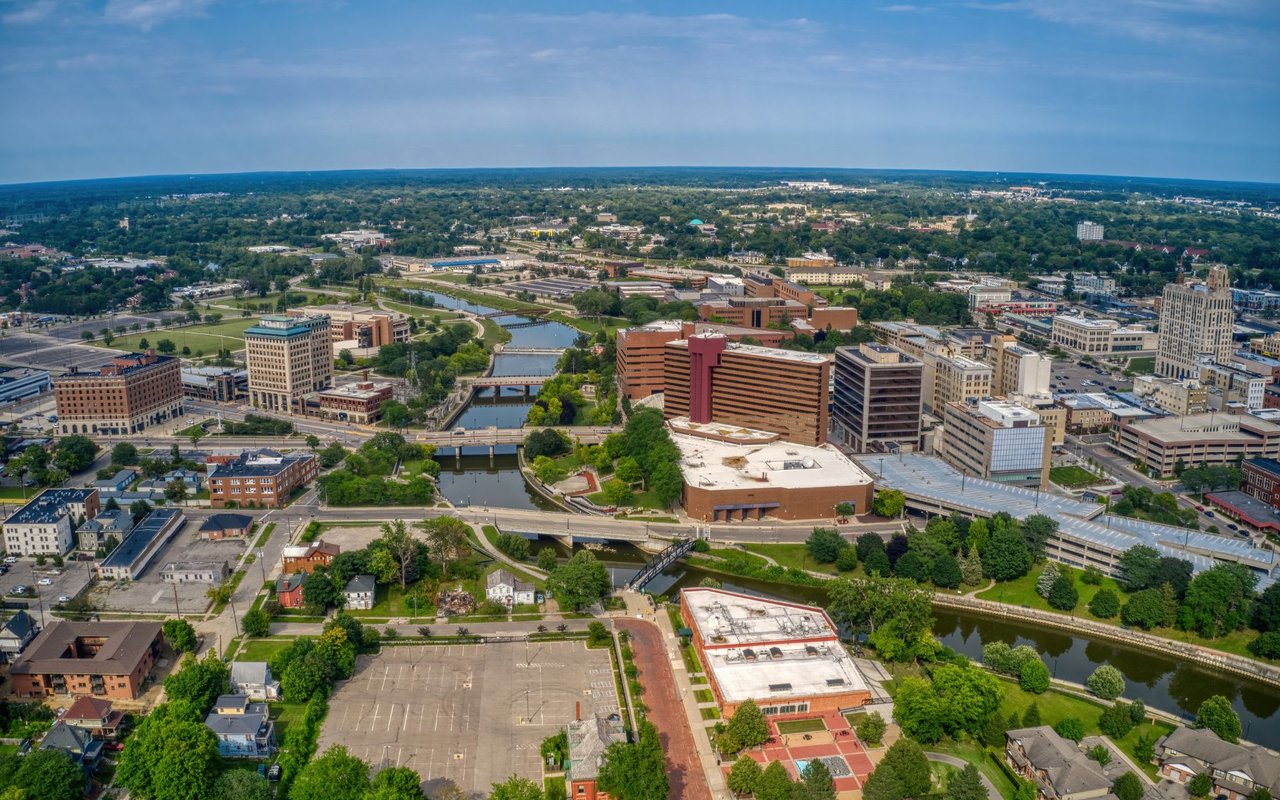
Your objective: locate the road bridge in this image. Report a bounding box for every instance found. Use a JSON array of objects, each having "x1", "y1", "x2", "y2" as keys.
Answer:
[
  {"x1": 417, "y1": 425, "x2": 620, "y2": 450},
  {"x1": 499, "y1": 346, "x2": 567, "y2": 356},
  {"x1": 460, "y1": 375, "x2": 549, "y2": 393},
  {"x1": 477, "y1": 307, "x2": 550, "y2": 319}
]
